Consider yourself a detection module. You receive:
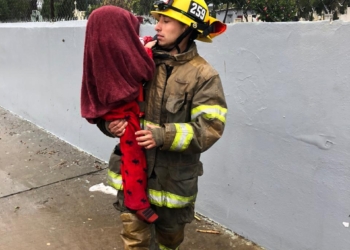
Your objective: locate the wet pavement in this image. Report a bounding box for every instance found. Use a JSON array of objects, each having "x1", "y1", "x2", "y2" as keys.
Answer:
[{"x1": 0, "y1": 106, "x2": 264, "y2": 250}]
